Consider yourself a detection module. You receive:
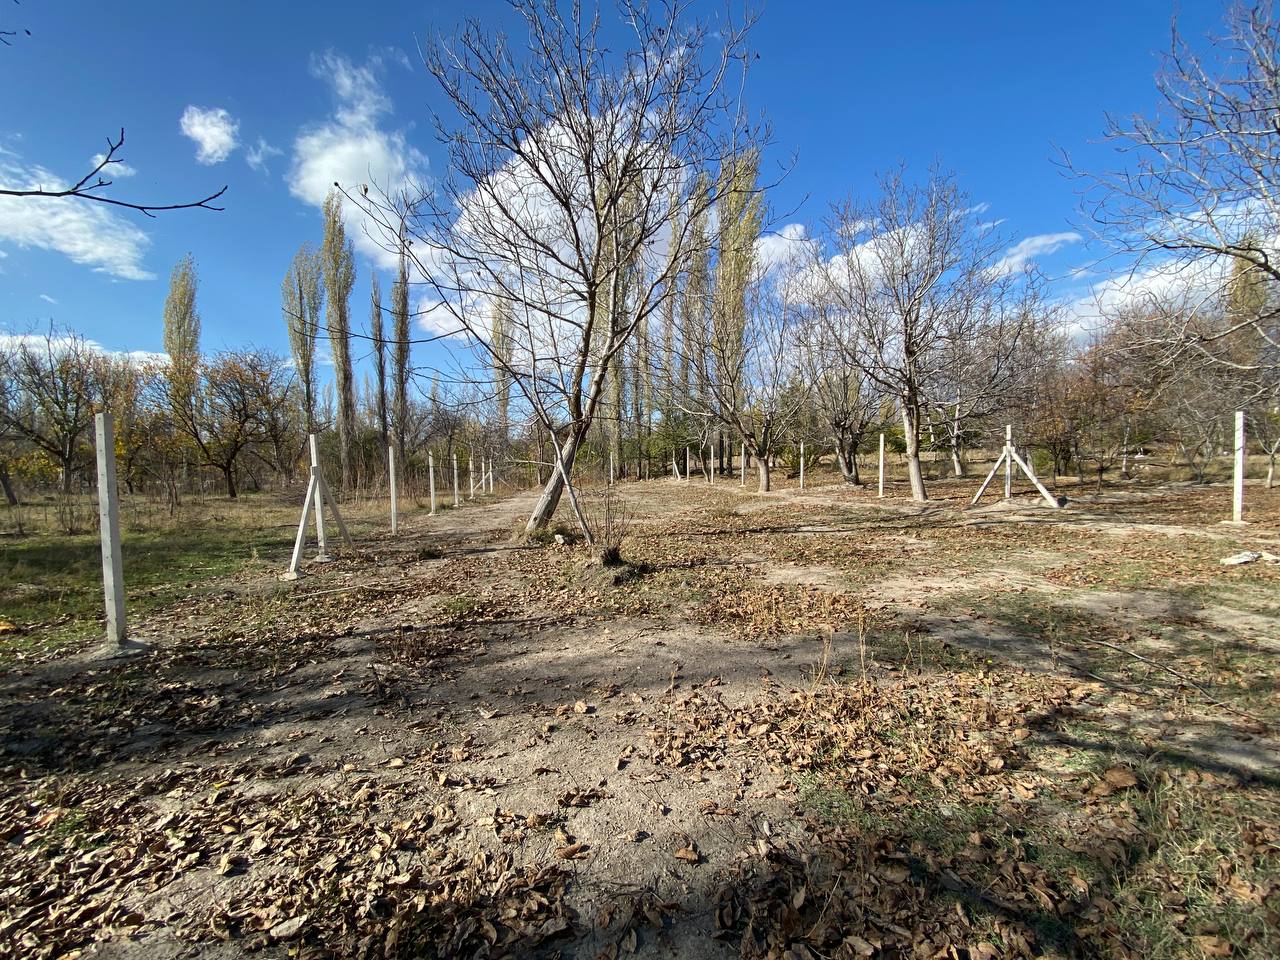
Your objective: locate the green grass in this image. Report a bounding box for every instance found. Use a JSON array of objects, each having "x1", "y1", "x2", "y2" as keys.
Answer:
[{"x1": 0, "y1": 519, "x2": 289, "y2": 656}]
